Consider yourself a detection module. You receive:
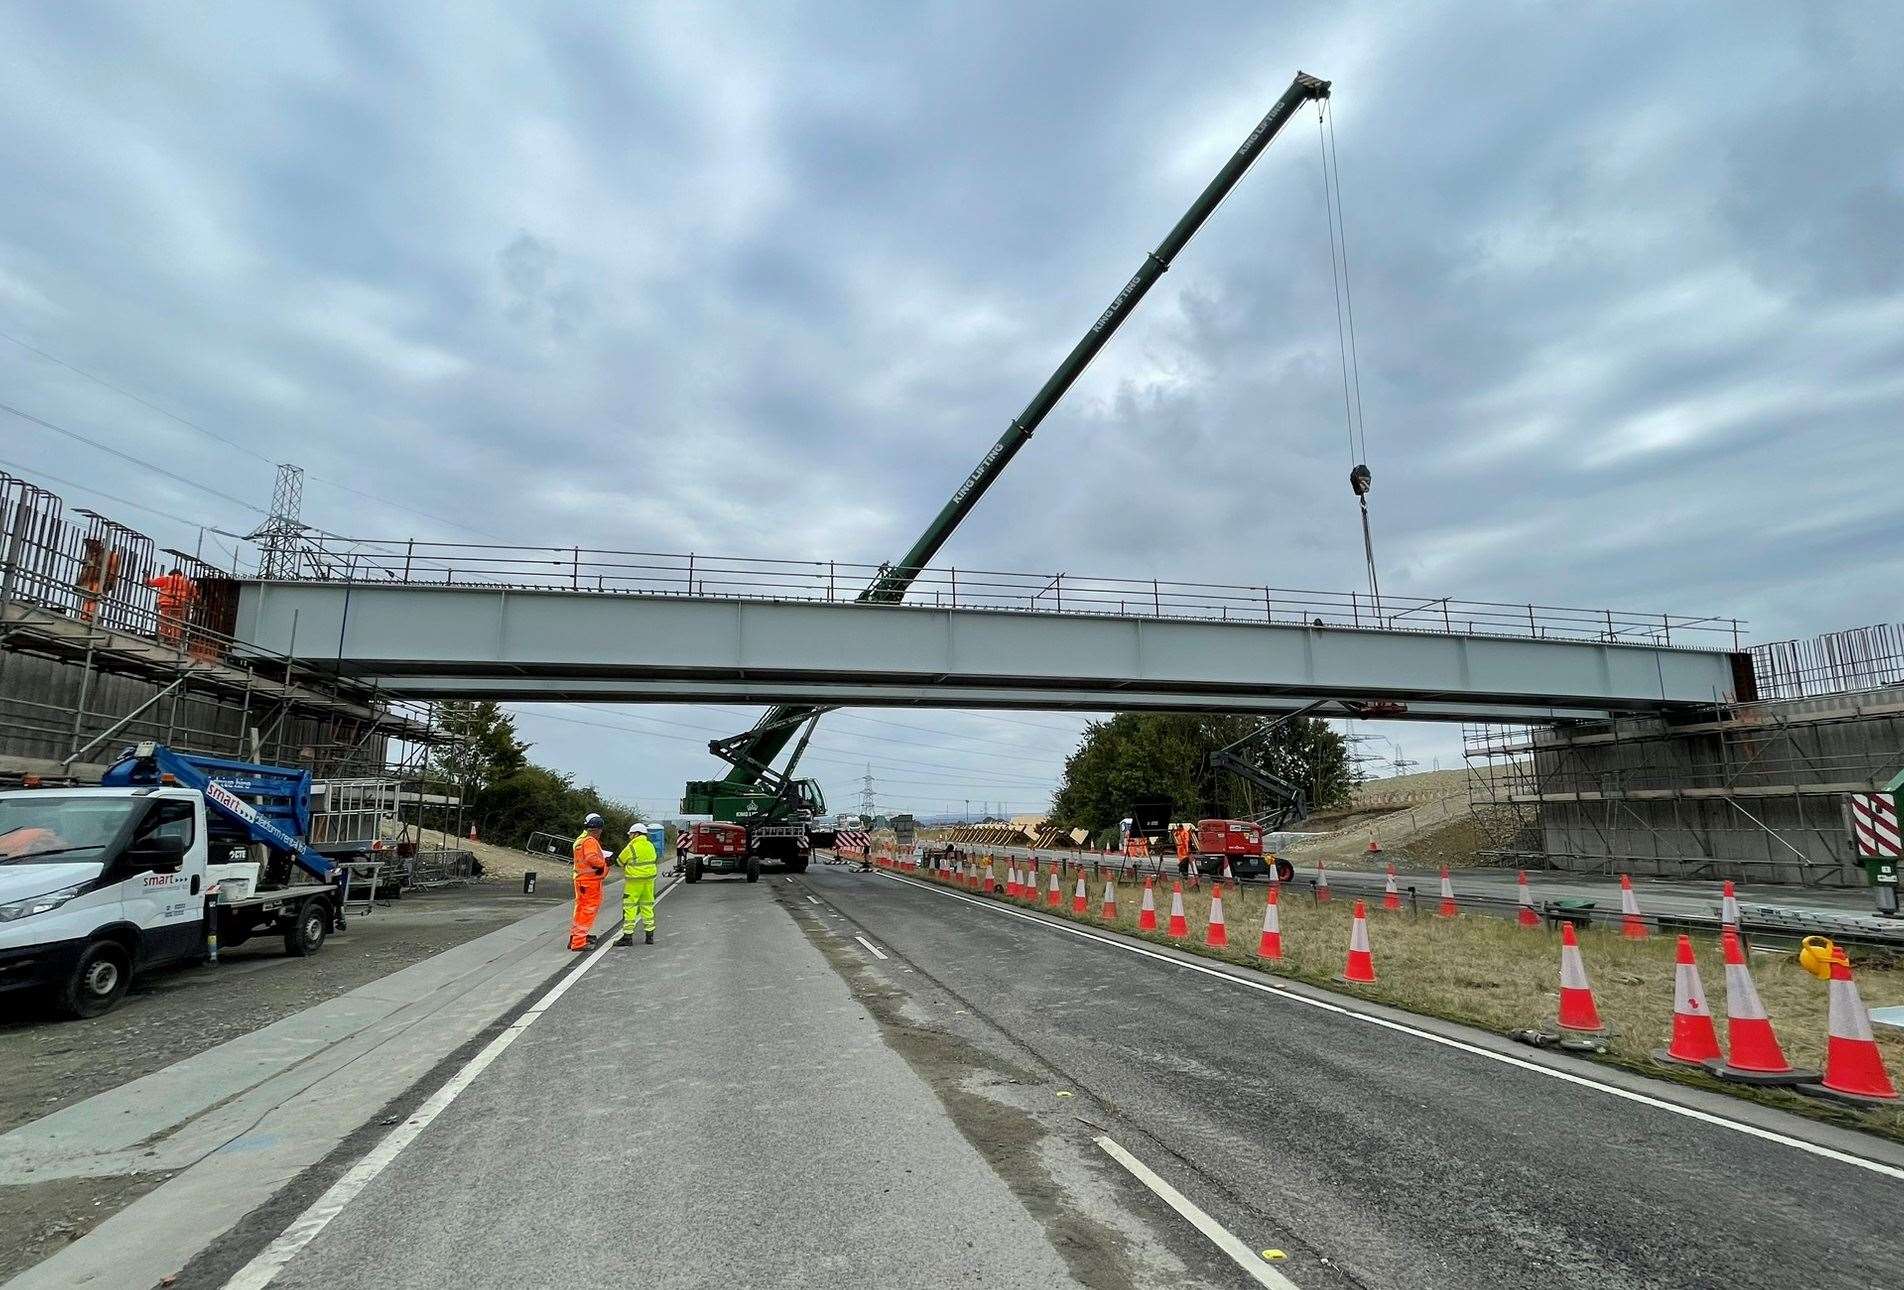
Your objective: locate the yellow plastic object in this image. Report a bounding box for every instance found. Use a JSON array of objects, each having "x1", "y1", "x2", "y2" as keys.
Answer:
[
  {"x1": 1797, "y1": 936, "x2": 1847, "y2": 980},
  {"x1": 1261, "y1": 1249, "x2": 1287, "y2": 1261}
]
